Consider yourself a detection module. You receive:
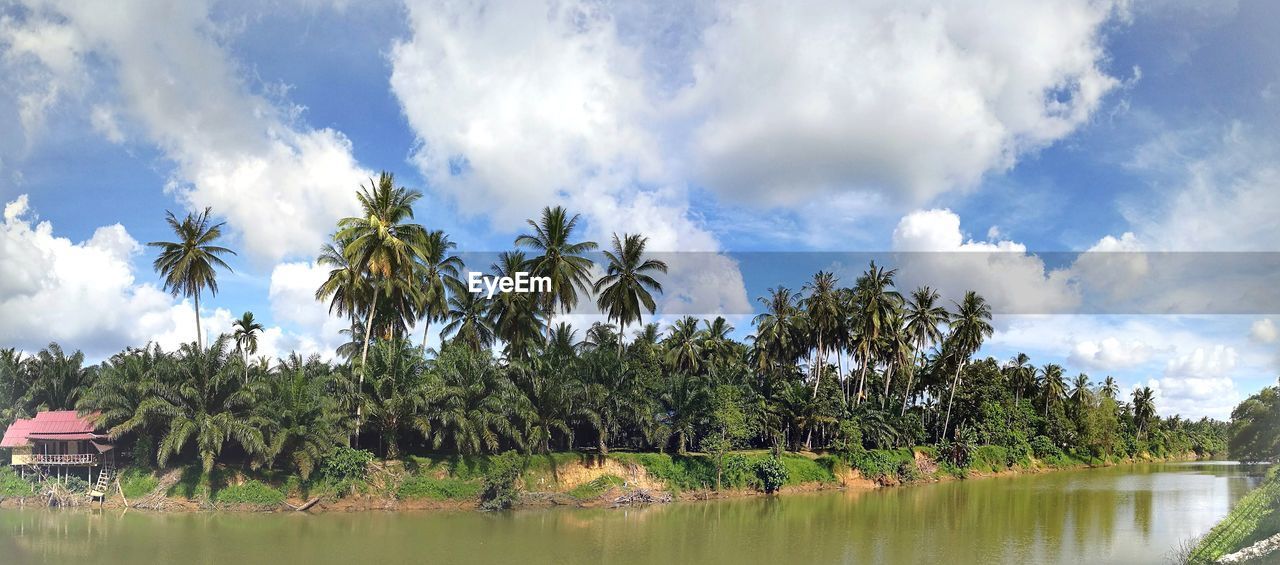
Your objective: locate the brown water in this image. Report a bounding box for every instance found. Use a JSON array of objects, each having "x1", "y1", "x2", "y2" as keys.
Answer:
[{"x1": 0, "y1": 462, "x2": 1268, "y2": 564}]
